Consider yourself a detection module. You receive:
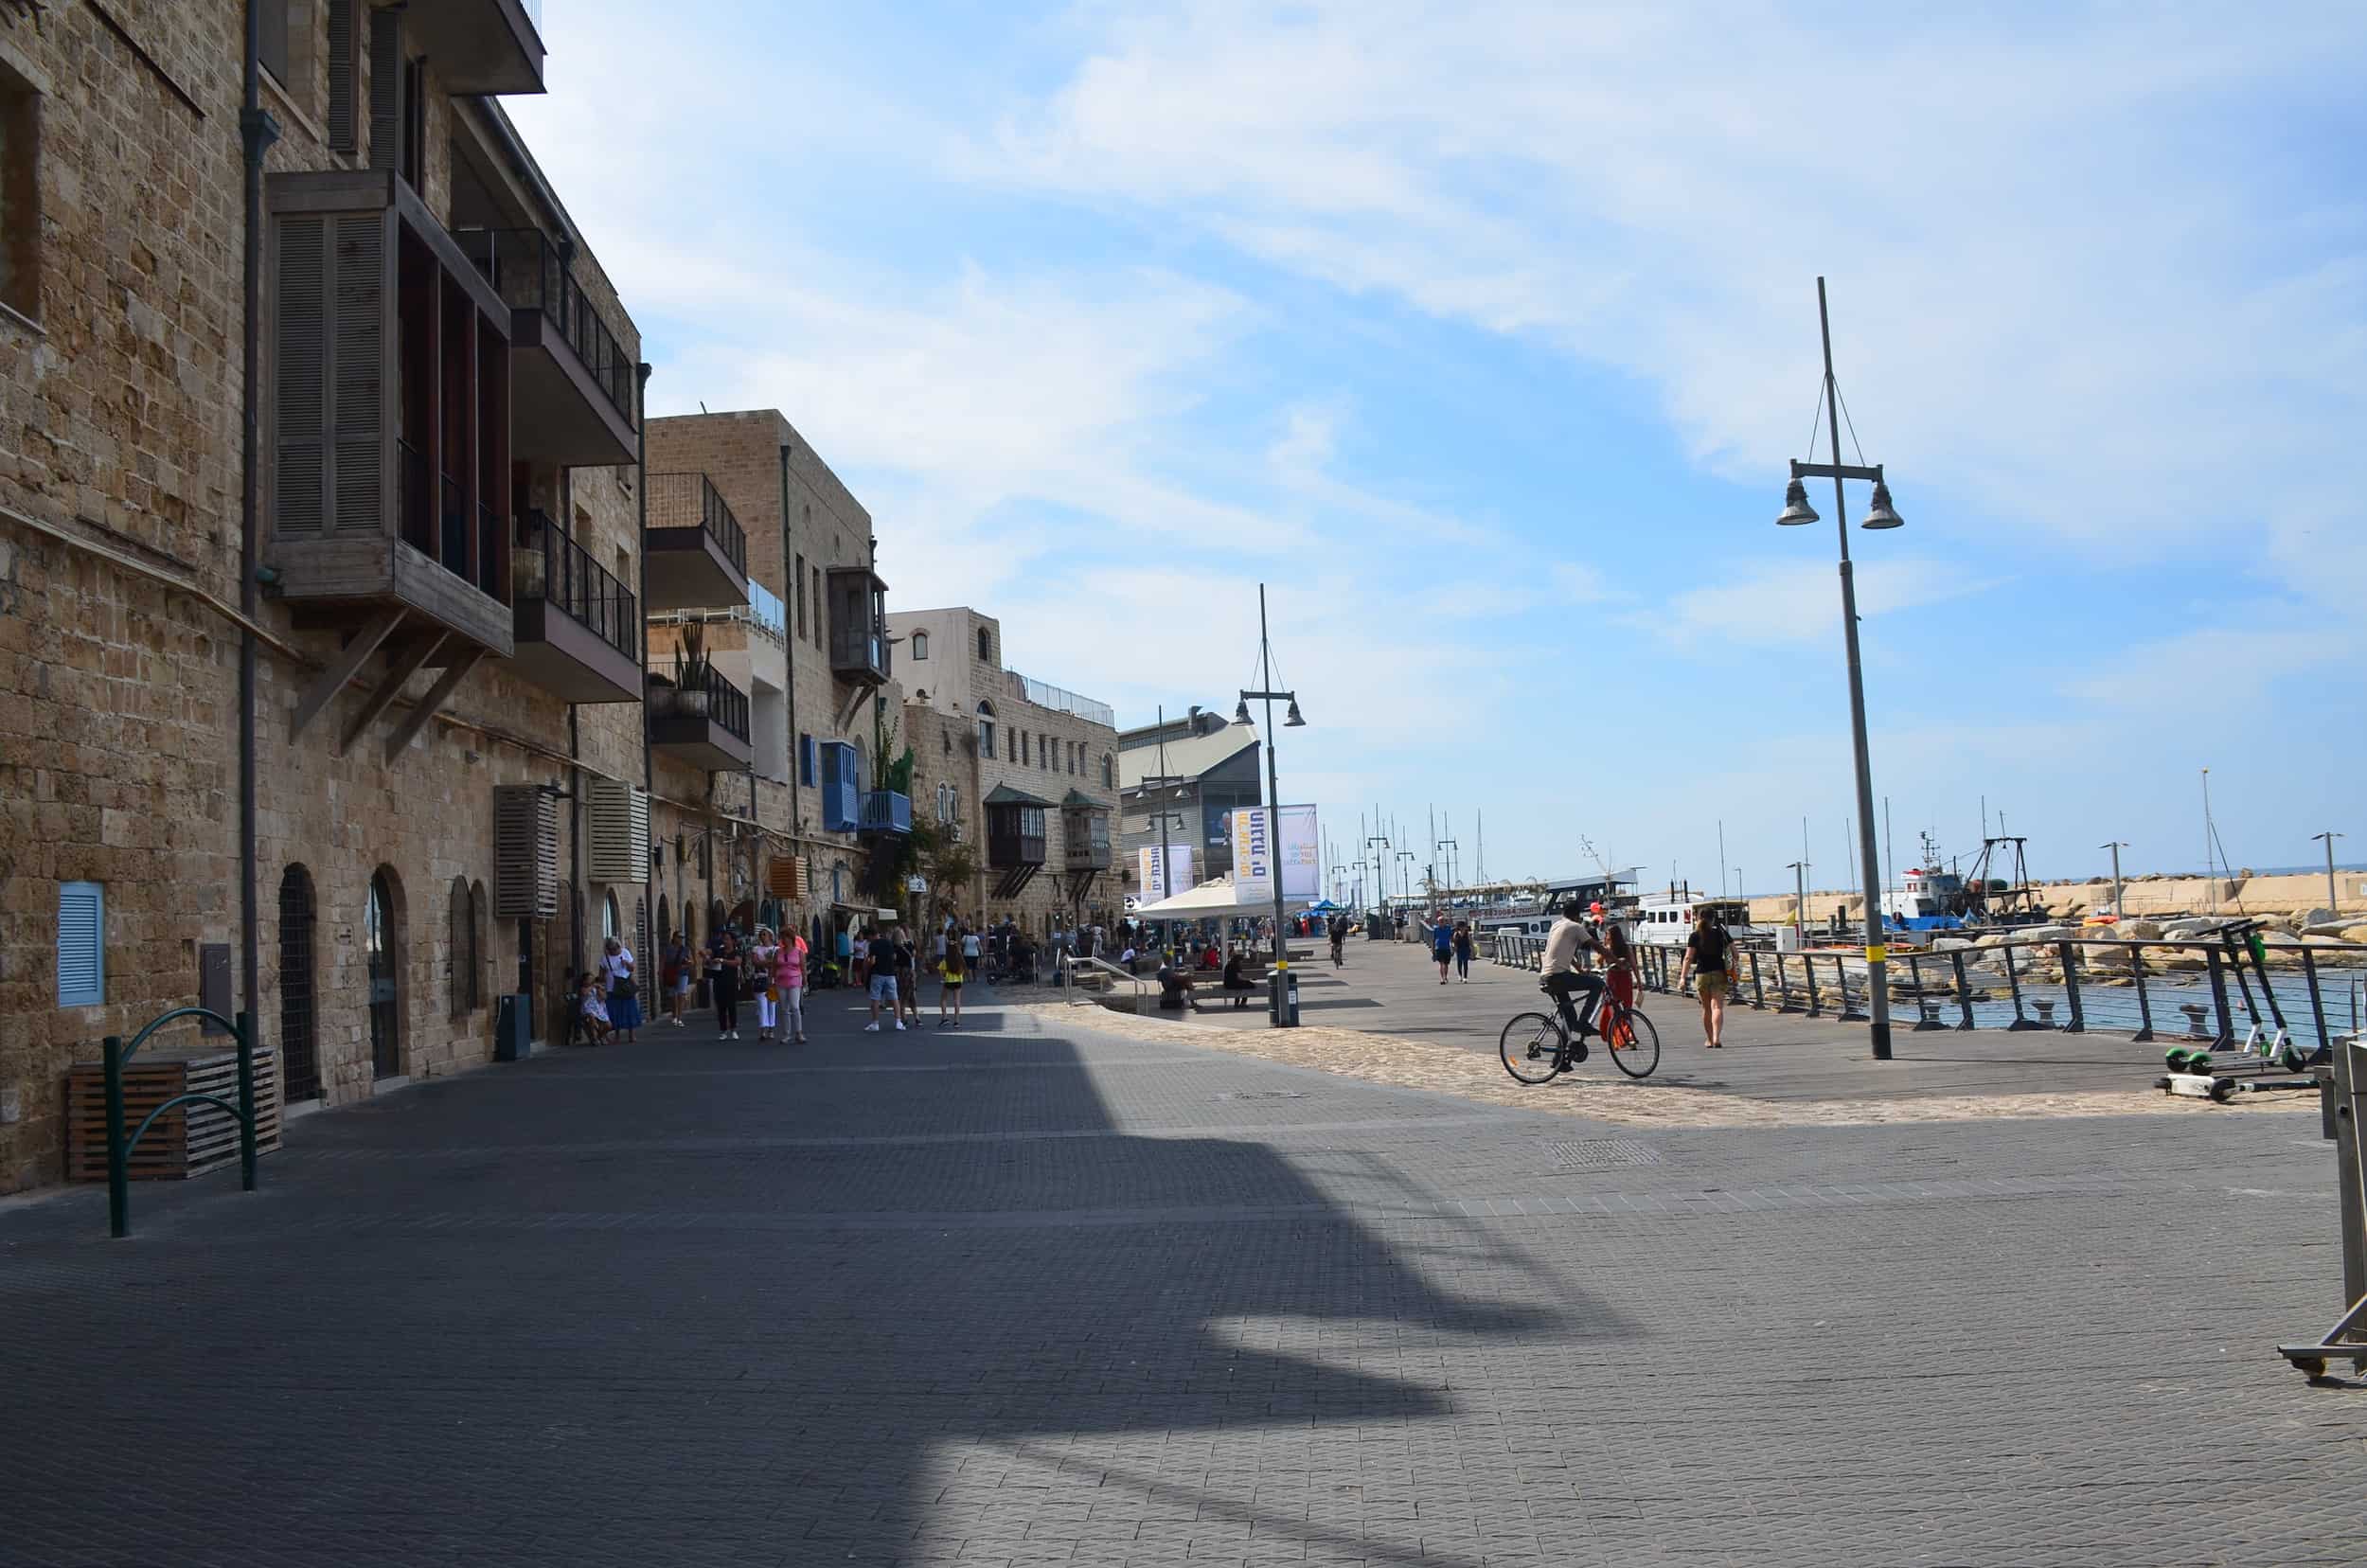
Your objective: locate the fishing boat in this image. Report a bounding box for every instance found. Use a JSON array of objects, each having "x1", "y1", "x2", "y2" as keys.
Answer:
[{"x1": 1630, "y1": 884, "x2": 1764, "y2": 948}]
